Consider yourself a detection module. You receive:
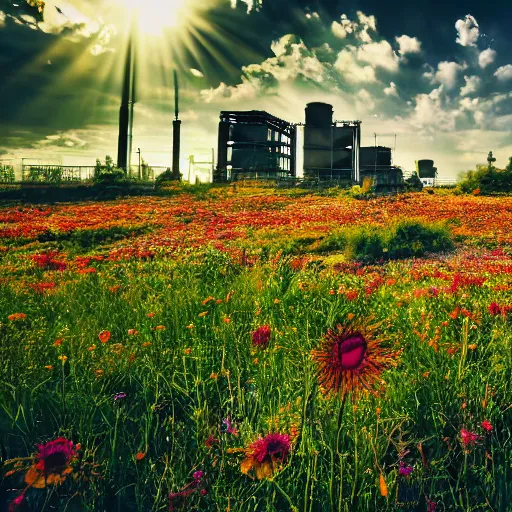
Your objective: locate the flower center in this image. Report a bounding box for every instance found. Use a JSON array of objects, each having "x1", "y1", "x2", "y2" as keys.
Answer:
[
  {"x1": 43, "y1": 452, "x2": 69, "y2": 474},
  {"x1": 338, "y1": 334, "x2": 367, "y2": 370}
]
